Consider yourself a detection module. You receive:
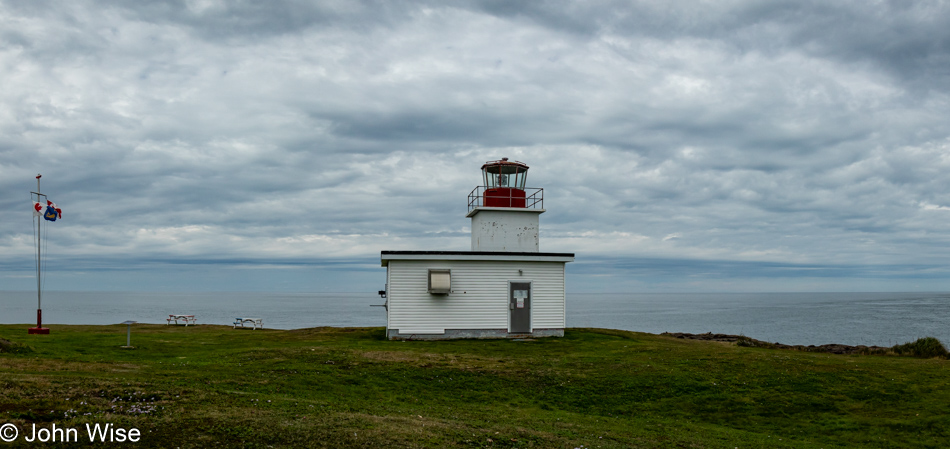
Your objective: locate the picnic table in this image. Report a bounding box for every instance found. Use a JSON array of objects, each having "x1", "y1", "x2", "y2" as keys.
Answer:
[
  {"x1": 233, "y1": 317, "x2": 263, "y2": 330},
  {"x1": 166, "y1": 314, "x2": 197, "y2": 326}
]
